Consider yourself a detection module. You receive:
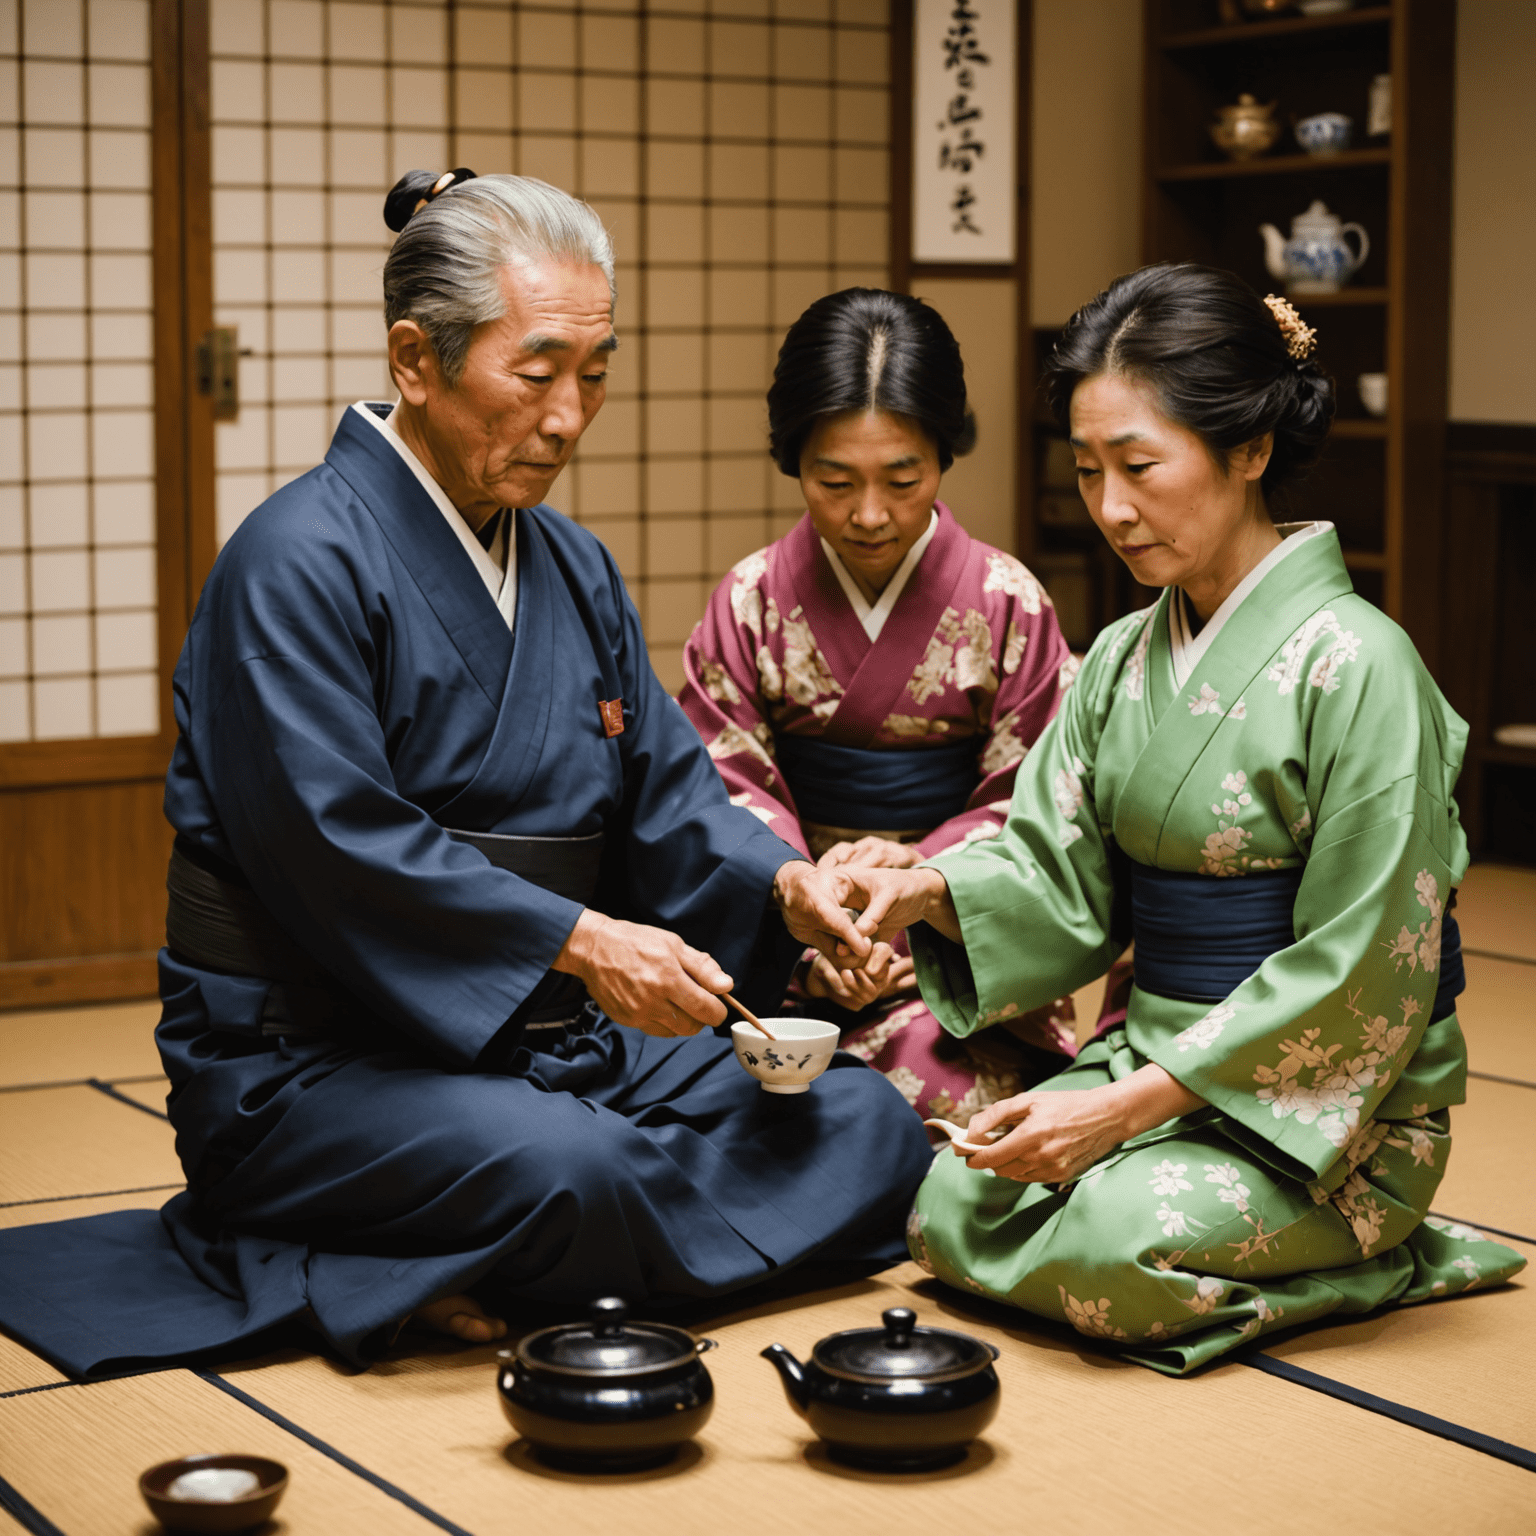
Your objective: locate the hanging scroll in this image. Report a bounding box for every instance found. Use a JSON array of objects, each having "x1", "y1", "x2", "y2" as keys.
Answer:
[{"x1": 911, "y1": 0, "x2": 1017, "y2": 265}]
